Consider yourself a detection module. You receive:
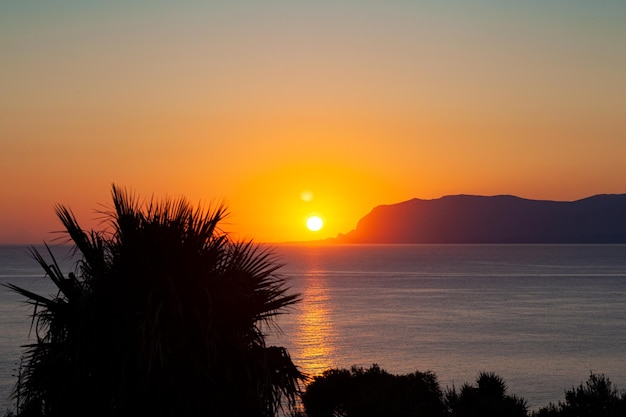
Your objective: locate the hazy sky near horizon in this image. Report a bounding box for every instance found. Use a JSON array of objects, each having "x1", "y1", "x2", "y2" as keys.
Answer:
[{"x1": 2, "y1": 1, "x2": 625, "y2": 243}]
